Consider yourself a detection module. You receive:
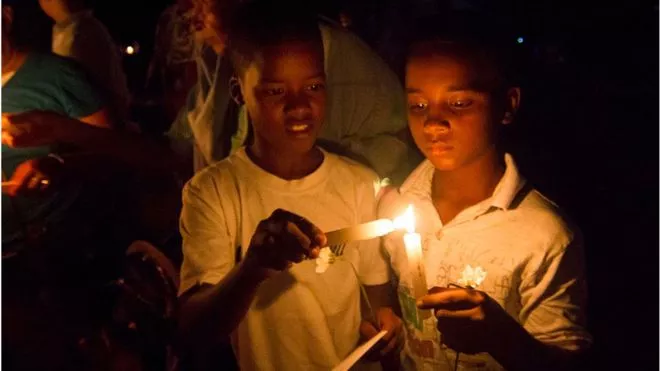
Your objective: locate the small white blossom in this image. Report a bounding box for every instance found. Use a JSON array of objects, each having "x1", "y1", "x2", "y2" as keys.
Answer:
[
  {"x1": 457, "y1": 265, "x2": 487, "y2": 289},
  {"x1": 315, "y1": 247, "x2": 336, "y2": 273}
]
